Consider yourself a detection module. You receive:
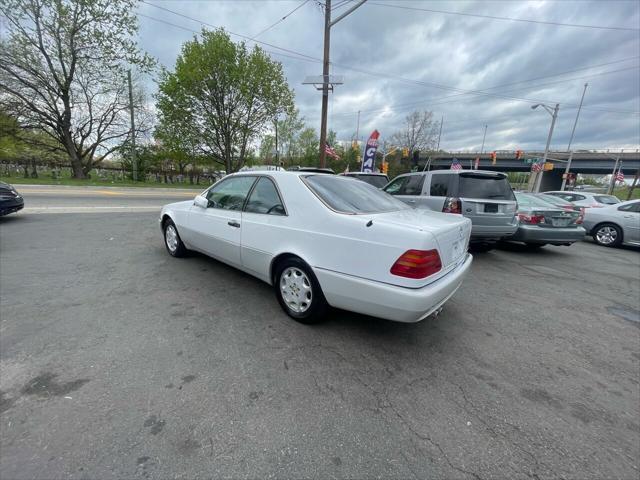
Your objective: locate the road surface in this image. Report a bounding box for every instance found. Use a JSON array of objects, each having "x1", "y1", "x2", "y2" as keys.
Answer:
[
  {"x1": 15, "y1": 184, "x2": 201, "y2": 213},
  {"x1": 0, "y1": 207, "x2": 638, "y2": 479}
]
